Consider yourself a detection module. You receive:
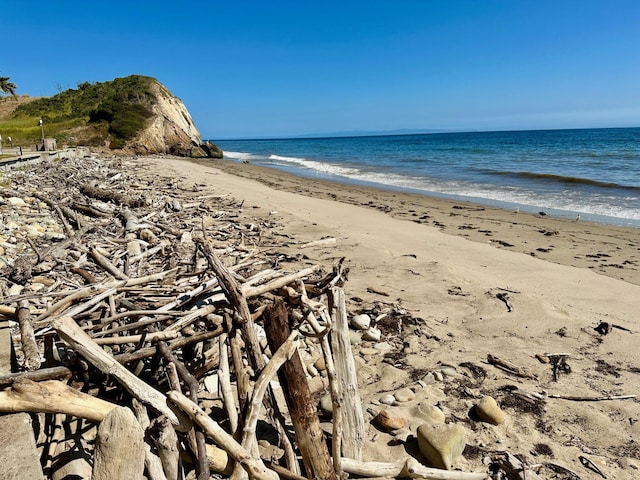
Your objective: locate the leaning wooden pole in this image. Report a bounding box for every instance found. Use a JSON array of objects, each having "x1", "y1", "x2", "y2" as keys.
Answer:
[{"x1": 264, "y1": 298, "x2": 338, "y2": 480}]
